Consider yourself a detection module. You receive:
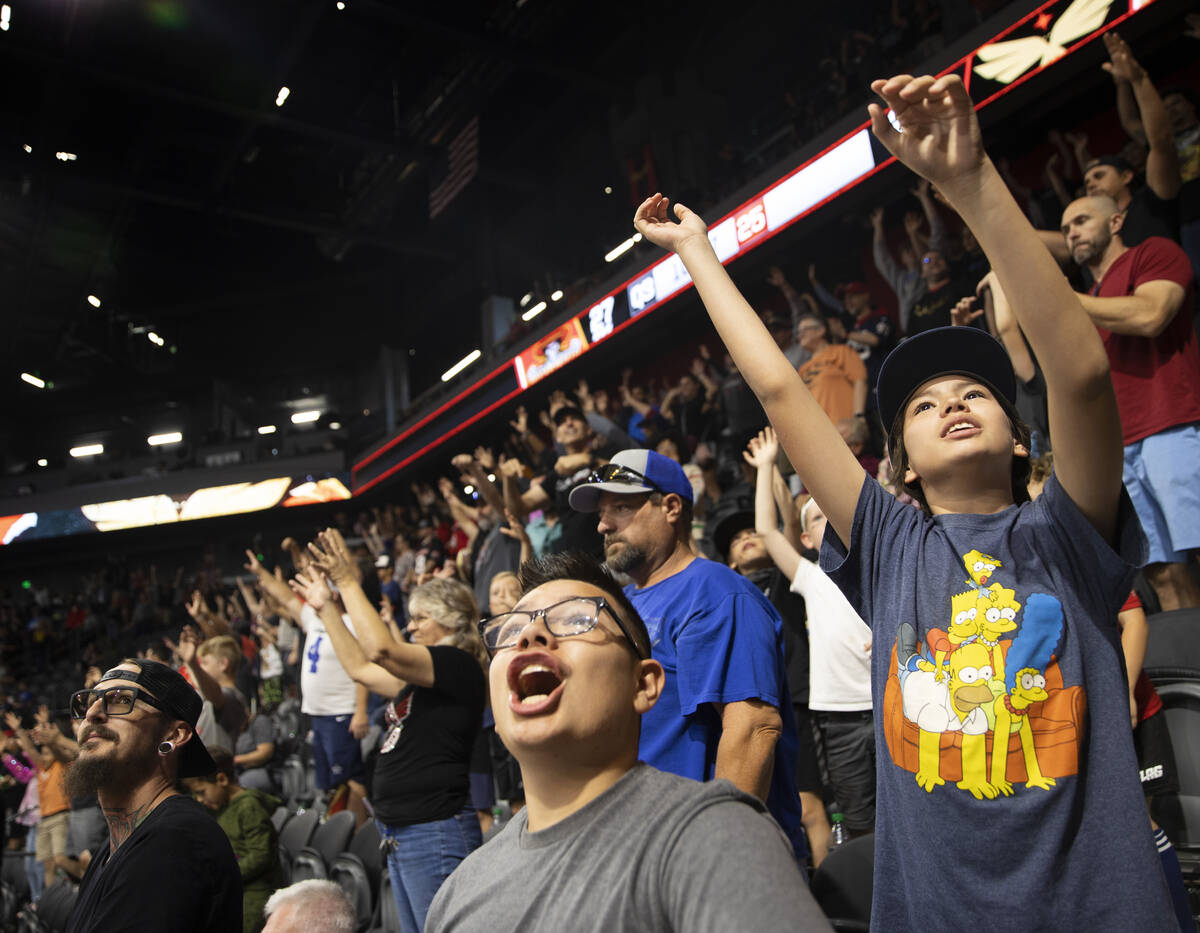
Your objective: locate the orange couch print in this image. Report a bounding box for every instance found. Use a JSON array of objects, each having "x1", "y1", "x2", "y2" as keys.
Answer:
[{"x1": 887, "y1": 549, "x2": 1082, "y2": 798}]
